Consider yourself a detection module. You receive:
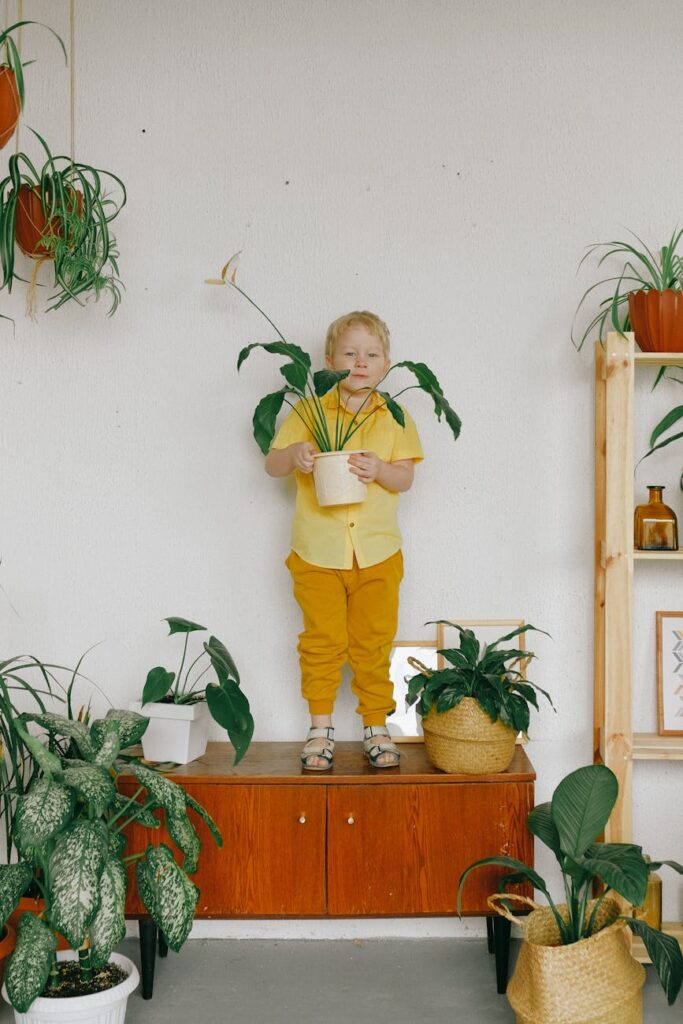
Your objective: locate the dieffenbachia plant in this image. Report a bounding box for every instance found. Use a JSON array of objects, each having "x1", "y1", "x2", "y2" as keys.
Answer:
[
  {"x1": 457, "y1": 763, "x2": 683, "y2": 1006},
  {"x1": 1, "y1": 708, "x2": 222, "y2": 1013}
]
